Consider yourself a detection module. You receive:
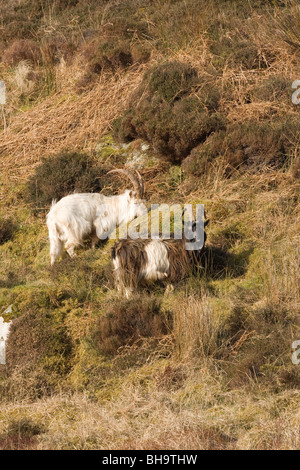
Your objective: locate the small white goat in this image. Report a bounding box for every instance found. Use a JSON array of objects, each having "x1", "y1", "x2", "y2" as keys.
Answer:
[{"x1": 47, "y1": 169, "x2": 146, "y2": 265}]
